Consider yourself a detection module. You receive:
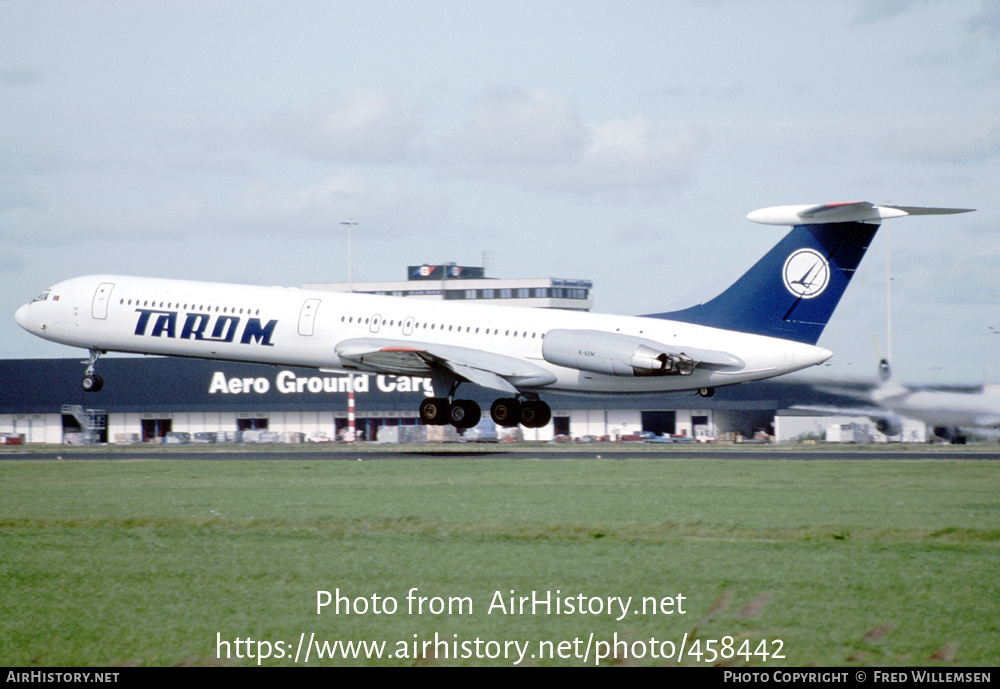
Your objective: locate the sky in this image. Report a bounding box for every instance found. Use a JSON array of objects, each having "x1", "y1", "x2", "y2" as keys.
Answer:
[{"x1": 1, "y1": 0, "x2": 998, "y2": 385}]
